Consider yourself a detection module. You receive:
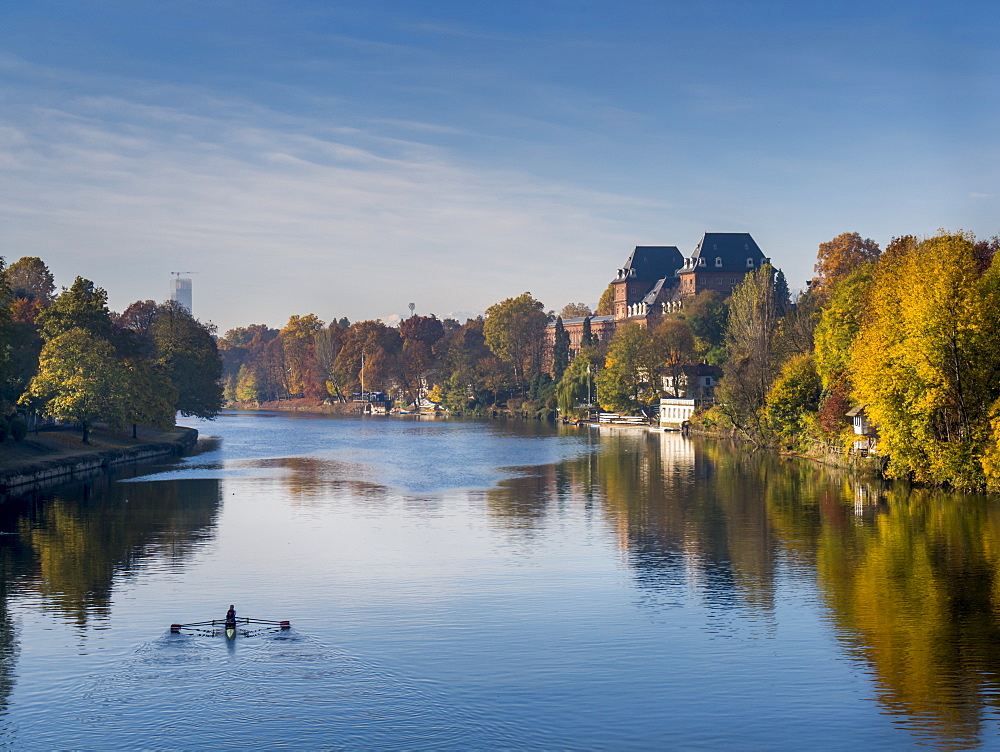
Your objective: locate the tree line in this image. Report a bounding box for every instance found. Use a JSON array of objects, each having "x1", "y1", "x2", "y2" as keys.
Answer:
[
  {"x1": 218, "y1": 227, "x2": 999, "y2": 493},
  {"x1": 708, "y1": 230, "x2": 1000, "y2": 493},
  {"x1": 0, "y1": 257, "x2": 223, "y2": 443},
  {"x1": 9, "y1": 227, "x2": 999, "y2": 491}
]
